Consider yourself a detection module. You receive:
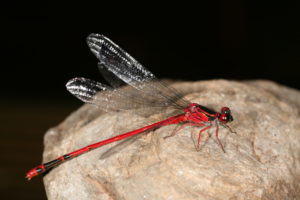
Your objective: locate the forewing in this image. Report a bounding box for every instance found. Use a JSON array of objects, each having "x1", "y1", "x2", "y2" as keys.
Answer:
[
  {"x1": 87, "y1": 34, "x2": 190, "y2": 109},
  {"x1": 87, "y1": 34, "x2": 156, "y2": 85}
]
